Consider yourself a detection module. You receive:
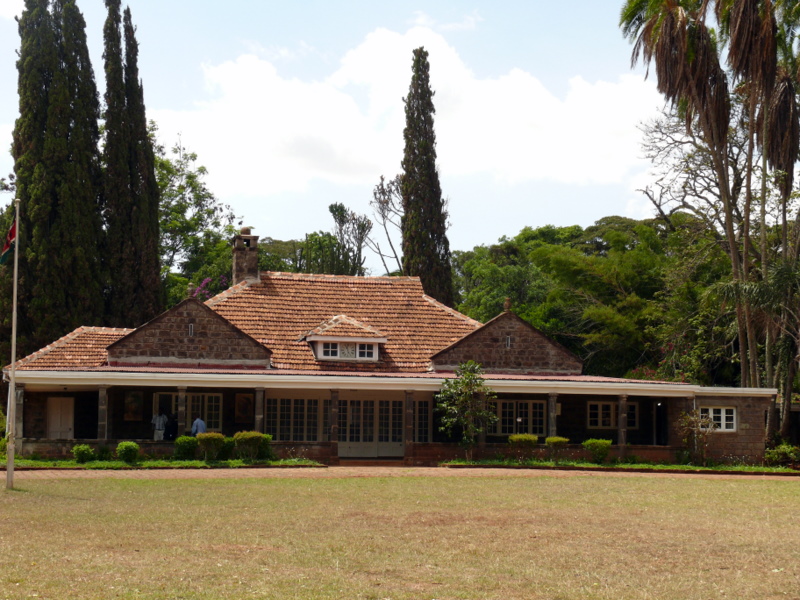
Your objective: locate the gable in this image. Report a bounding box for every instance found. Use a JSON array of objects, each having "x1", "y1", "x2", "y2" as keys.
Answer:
[
  {"x1": 430, "y1": 312, "x2": 582, "y2": 375},
  {"x1": 107, "y1": 298, "x2": 271, "y2": 369}
]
